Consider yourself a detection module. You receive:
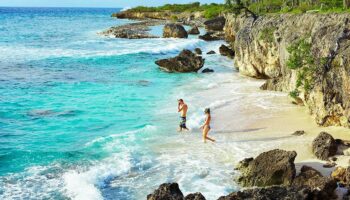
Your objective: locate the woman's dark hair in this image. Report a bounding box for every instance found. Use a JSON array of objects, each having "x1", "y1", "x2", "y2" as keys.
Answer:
[{"x1": 204, "y1": 108, "x2": 210, "y2": 114}]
